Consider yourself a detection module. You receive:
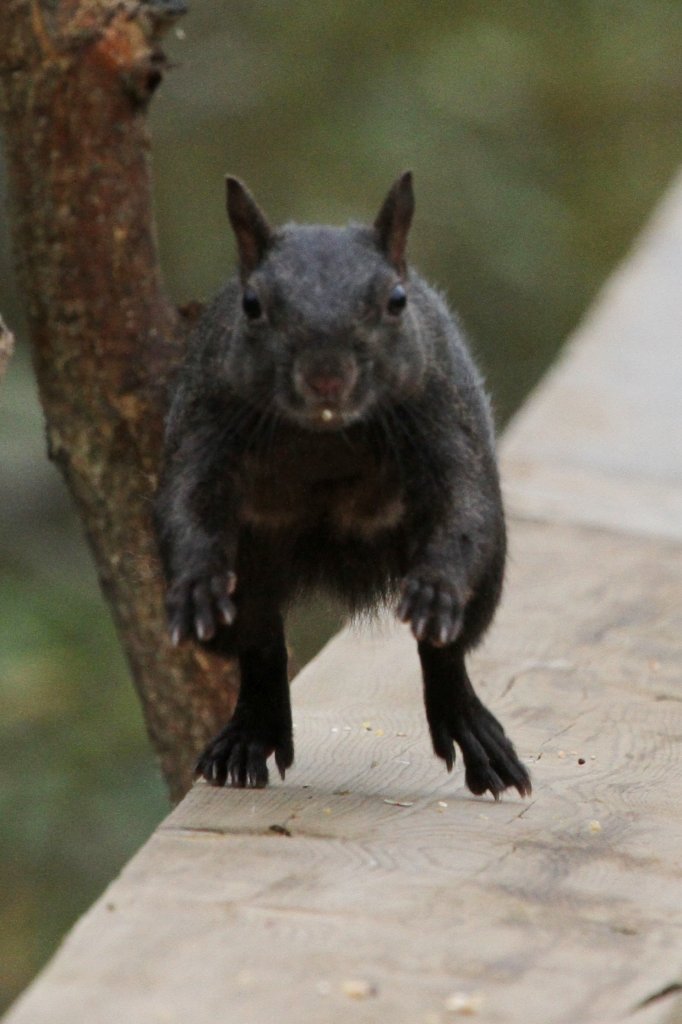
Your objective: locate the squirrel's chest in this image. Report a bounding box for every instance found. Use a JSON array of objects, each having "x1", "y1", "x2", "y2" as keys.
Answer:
[{"x1": 237, "y1": 442, "x2": 405, "y2": 540}]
